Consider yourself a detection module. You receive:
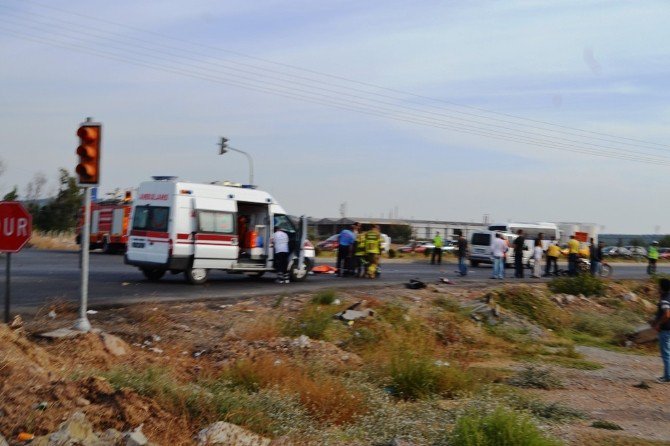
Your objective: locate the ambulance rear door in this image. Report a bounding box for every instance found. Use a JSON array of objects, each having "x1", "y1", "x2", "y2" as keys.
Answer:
[{"x1": 192, "y1": 197, "x2": 238, "y2": 269}]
